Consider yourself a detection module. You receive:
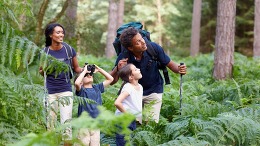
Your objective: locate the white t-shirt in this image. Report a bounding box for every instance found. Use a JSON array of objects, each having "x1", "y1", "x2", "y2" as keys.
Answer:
[{"x1": 115, "y1": 83, "x2": 143, "y2": 123}]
